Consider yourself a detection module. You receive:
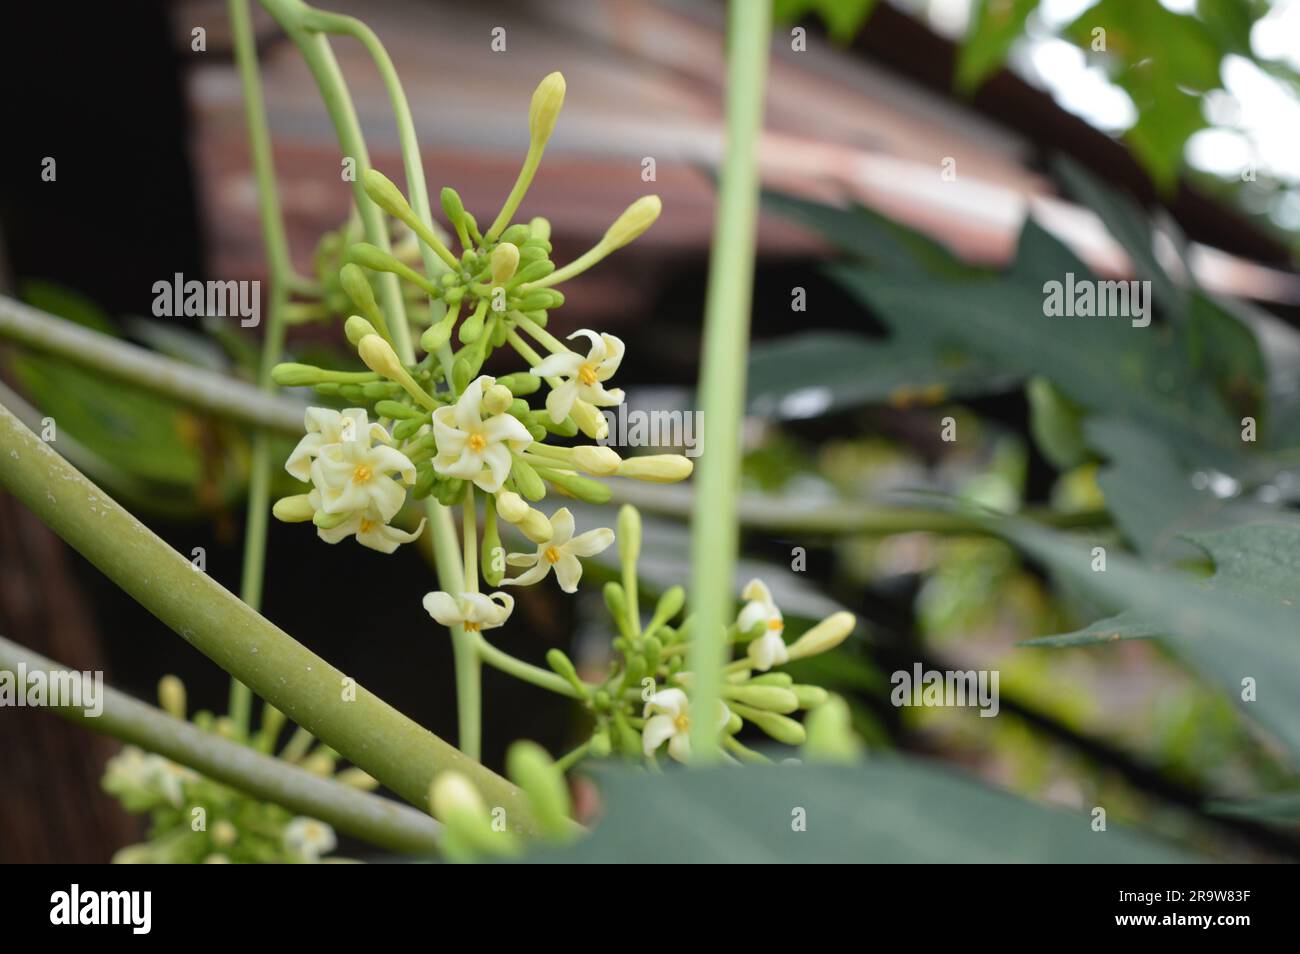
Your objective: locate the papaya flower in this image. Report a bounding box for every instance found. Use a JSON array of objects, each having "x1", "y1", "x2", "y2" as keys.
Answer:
[
  {"x1": 309, "y1": 491, "x2": 425, "y2": 554},
  {"x1": 285, "y1": 407, "x2": 390, "y2": 482},
  {"x1": 283, "y1": 817, "x2": 337, "y2": 863},
  {"x1": 641, "y1": 688, "x2": 731, "y2": 763},
  {"x1": 423, "y1": 590, "x2": 516, "y2": 633},
  {"x1": 503, "y1": 507, "x2": 613, "y2": 592},
  {"x1": 431, "y1": 375, "x2": 533, "y2": 493},
  {"x1": 309, "y1": 433, "x2": 417, "y2": 523},
  {"x1": 531, "y1": 330, "x2": 625, "y2": 424},
  {"x1": 737, "y1": 578, "x2": 788, "y2": 671}
]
